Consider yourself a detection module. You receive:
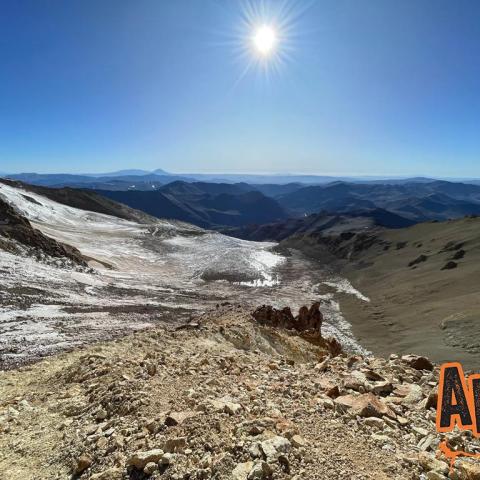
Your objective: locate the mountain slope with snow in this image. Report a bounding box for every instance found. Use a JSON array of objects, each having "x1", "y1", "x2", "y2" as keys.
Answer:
[{"x1": 0, "y1": 182, "x2": 369, "y2": 368}]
